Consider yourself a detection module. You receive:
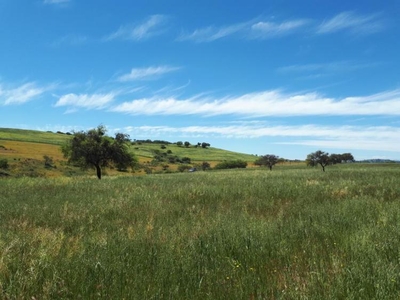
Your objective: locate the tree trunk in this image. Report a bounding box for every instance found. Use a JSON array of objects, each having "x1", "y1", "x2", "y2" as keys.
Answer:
[
  {"x1": 321, "y1": 164, "x2": 325, "y2": 172},
  {"x1": 269, "y1": 165, "x2": 272, "y2": 171},
  {"x1": 95, "y1": 164, "x2": 102, "y2": 179}
]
